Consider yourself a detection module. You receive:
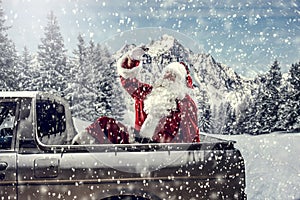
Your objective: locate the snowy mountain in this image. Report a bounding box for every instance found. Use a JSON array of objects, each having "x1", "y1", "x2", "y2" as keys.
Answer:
[
  {"x1": 190, "y1": 52, "x2": 253, "y2": 108},
  {"x1": 113, "y1": 34, "x2": 255, "y2": 110}
]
